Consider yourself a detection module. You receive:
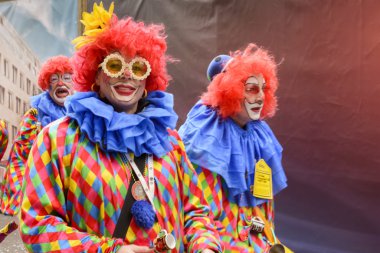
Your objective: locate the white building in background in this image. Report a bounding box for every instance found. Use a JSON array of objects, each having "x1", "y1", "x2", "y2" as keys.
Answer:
[{"x1": 0, "y1": 15, "x2": 41, "y2": 159}]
